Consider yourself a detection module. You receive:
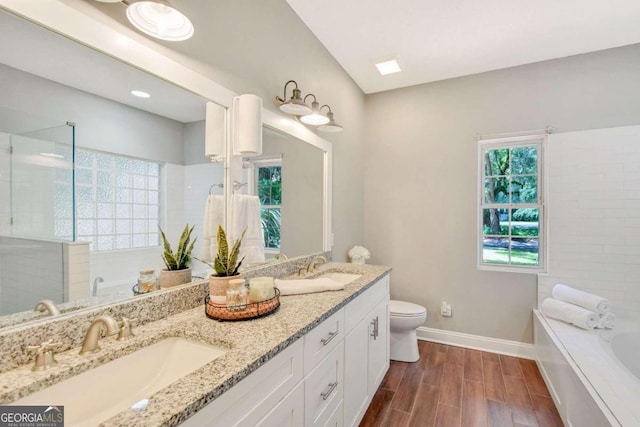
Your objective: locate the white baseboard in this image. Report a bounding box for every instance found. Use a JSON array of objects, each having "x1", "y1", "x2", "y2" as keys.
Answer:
[{"x1": 416, "y1": 326, "x2": 535, "y2": 360}]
